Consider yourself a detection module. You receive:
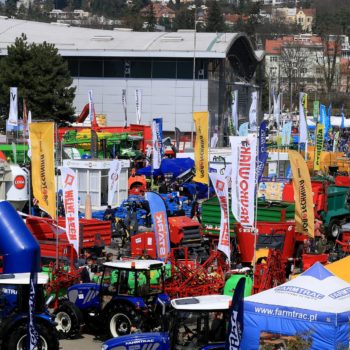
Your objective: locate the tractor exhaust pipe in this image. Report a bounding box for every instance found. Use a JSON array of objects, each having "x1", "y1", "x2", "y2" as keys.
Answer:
[{"x1": 0, "y1": 201, "x2": 40, "y2": 273}]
